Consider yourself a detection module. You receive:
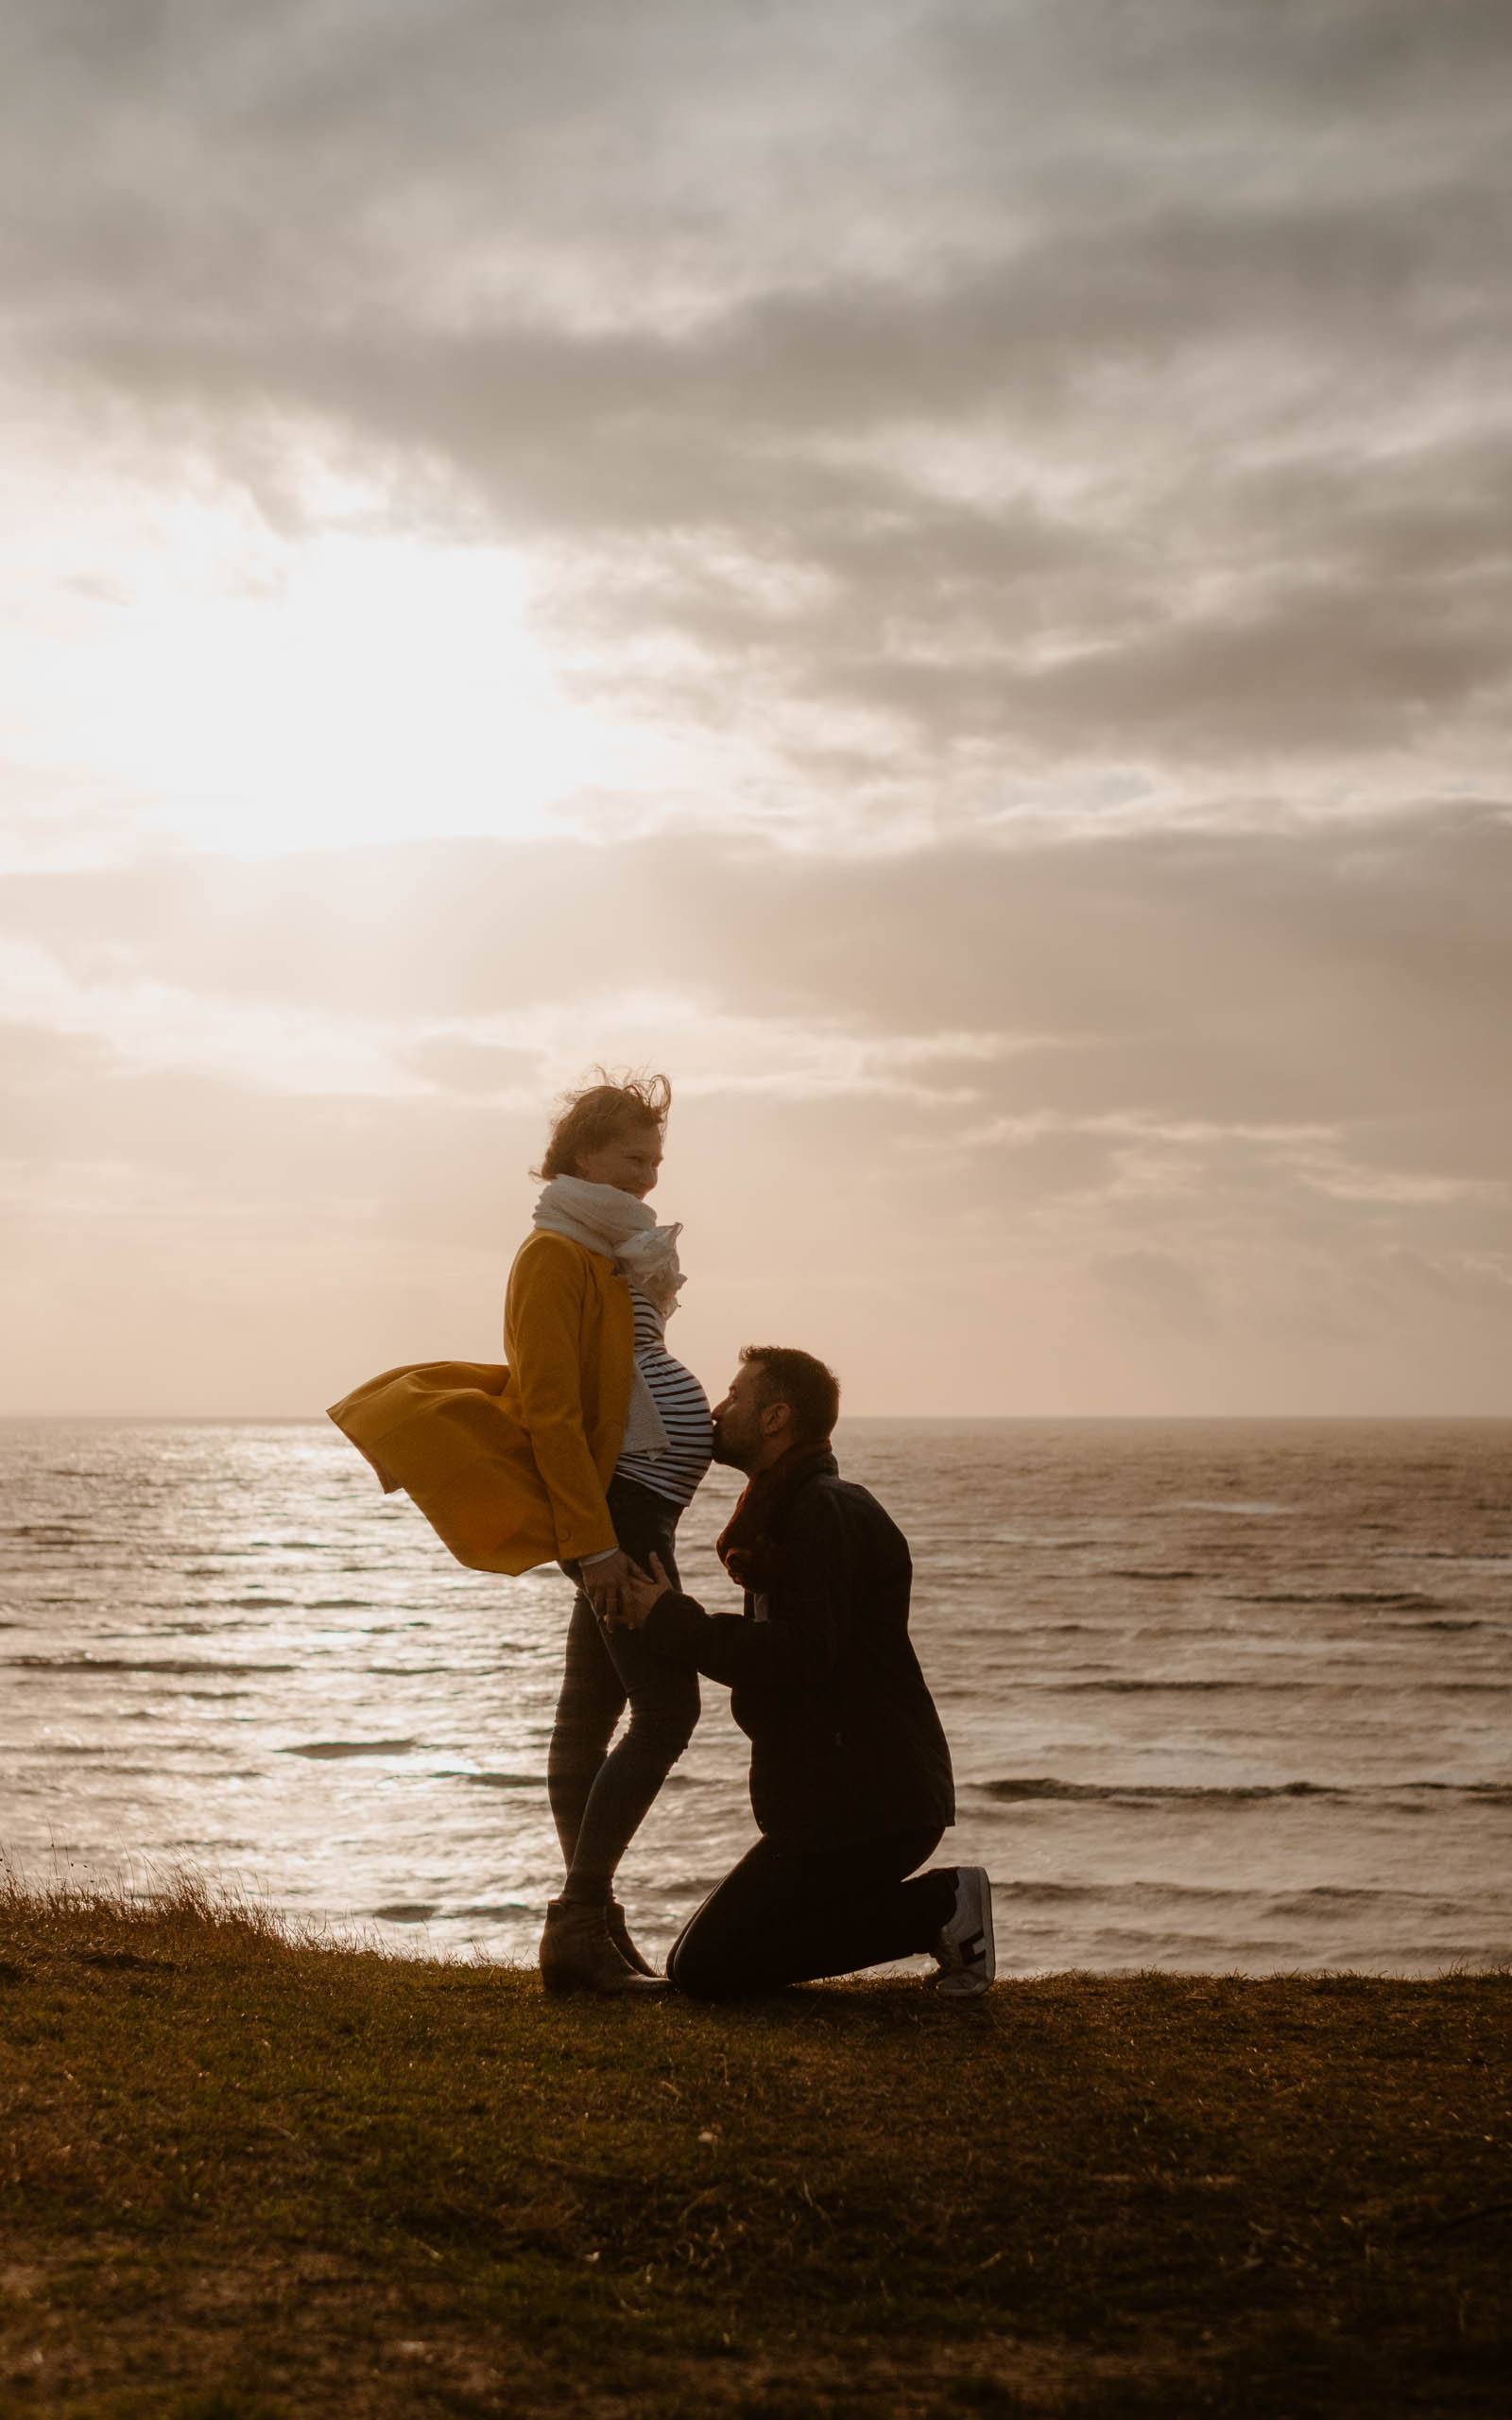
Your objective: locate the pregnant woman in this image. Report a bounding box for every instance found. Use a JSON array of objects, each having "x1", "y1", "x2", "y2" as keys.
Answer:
[
  {"x1": 520, "y1": 1072, "x2": 713, "y2": 1995},
  {"x1": 329, "y1": 1070, "x2": 713, "y2": 1996}
]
